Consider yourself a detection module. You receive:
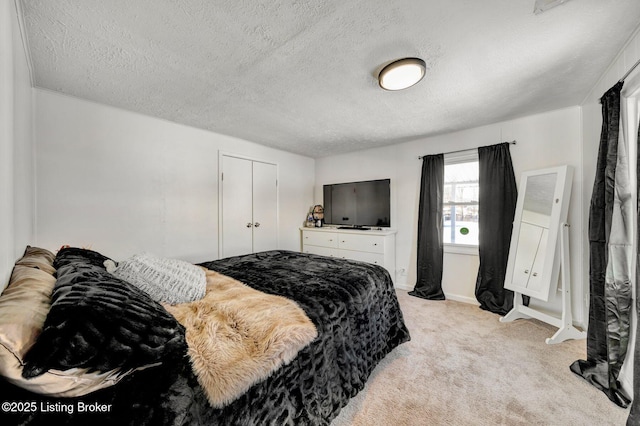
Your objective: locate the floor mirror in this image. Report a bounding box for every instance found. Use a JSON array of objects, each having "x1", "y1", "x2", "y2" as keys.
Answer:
[{"x1": 500, "y1": 165, "x2": 586, "y2": 344}]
